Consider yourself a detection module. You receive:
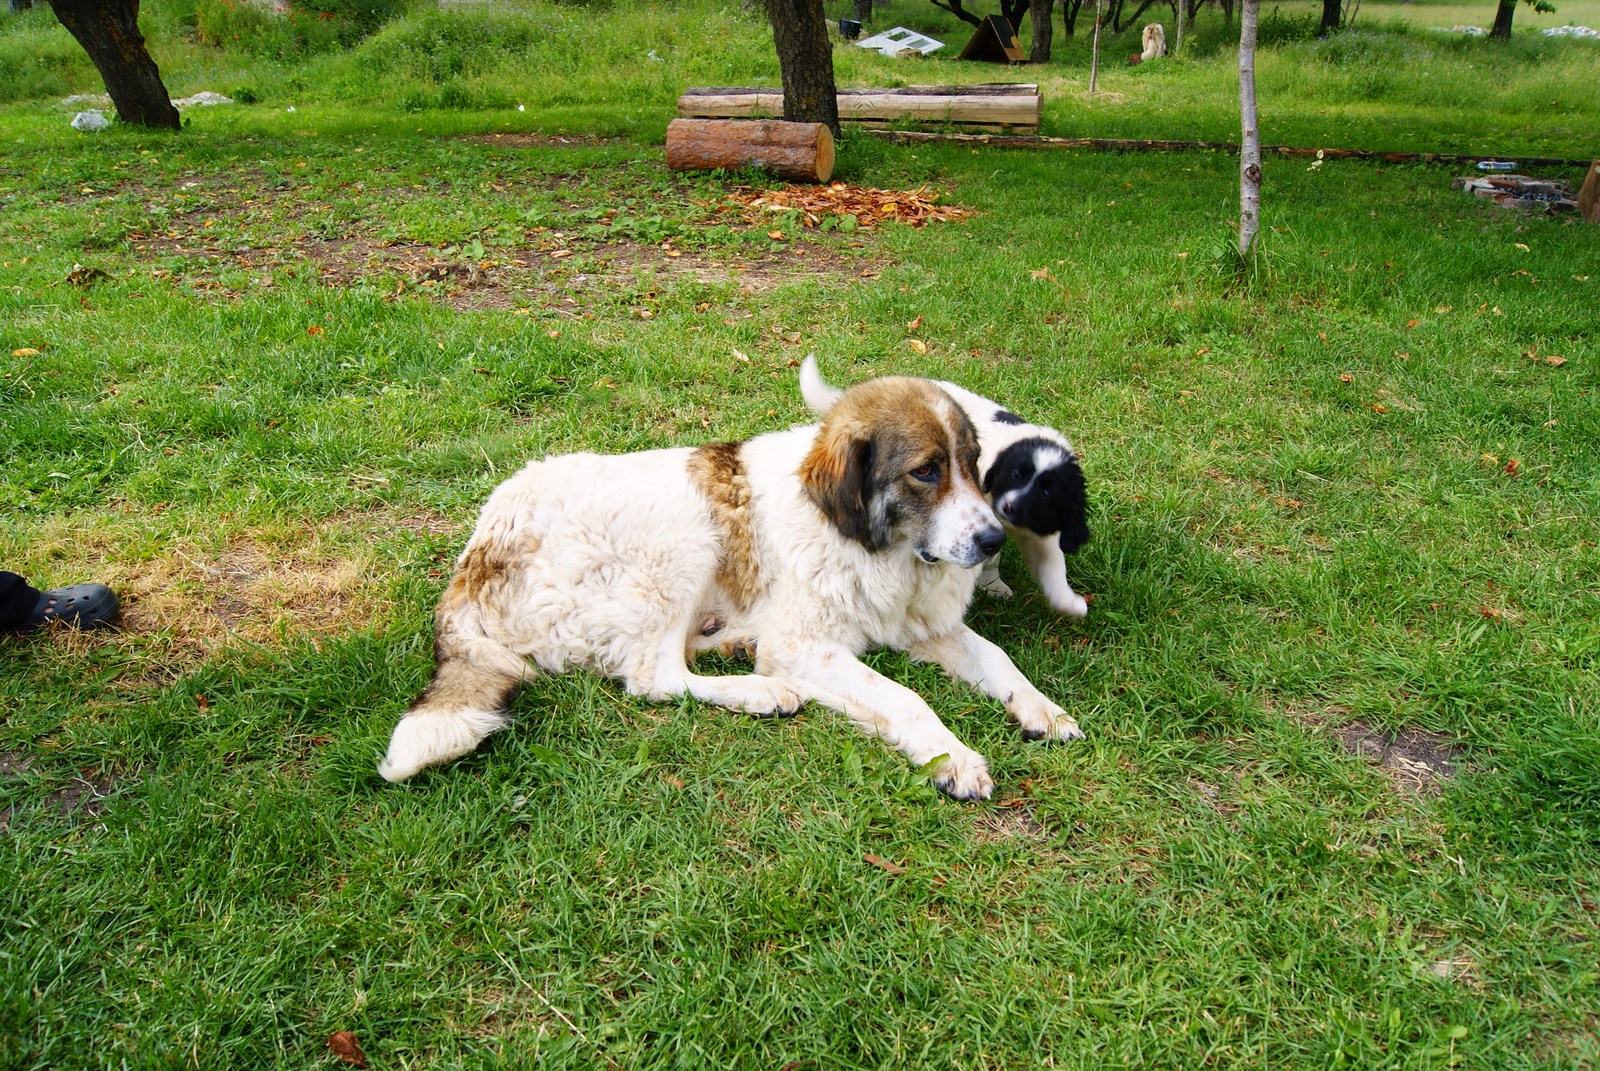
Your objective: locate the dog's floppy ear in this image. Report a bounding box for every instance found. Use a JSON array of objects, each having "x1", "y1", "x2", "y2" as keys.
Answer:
[
  {"x1": 1057, "y1": 456, "x2": 1092, "y2": 555},
  {"x1": 801, "y1": 422, "x2": 881, "y2": 549}
]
